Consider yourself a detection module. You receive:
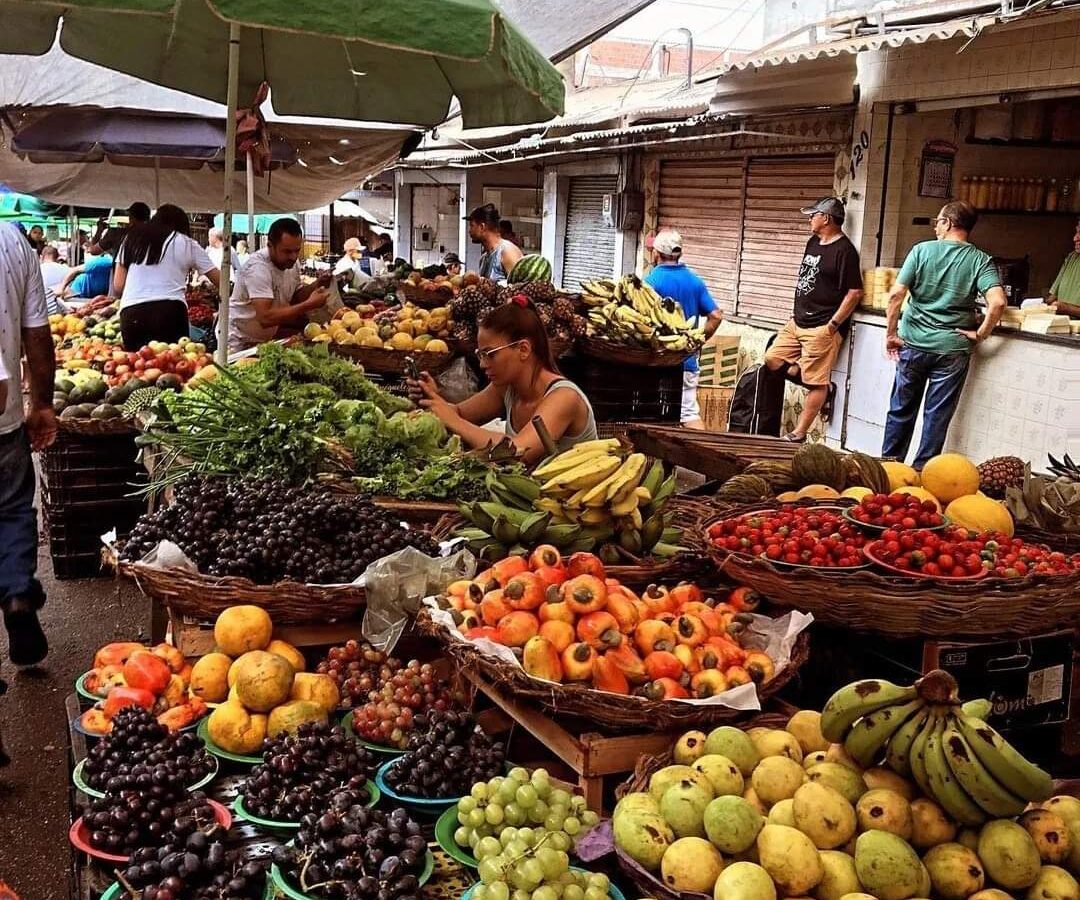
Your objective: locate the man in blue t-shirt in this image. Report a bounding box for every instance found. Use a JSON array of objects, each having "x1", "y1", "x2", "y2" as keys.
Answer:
[
  {"x1": 645, "y1": 229, "x2": 723, "y2": 428},
  {"x1": 58, "y1": 229, "x2": 121, "y2": 300}
]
